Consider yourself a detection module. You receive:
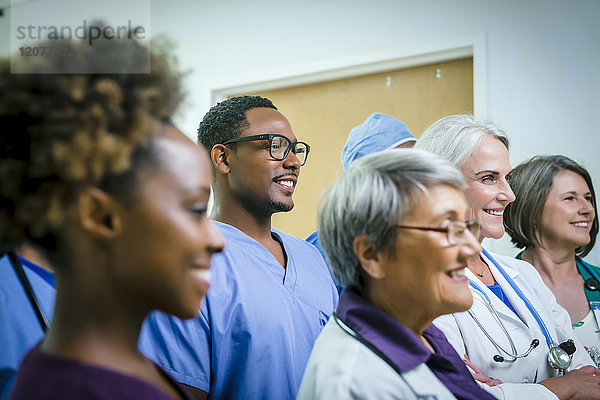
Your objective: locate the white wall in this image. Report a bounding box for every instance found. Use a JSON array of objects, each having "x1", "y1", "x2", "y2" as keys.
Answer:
[
  {"x1": 148, "y1": 0, "x2": 599, "y2": 264},
  {"x1": 1, "y1": 0, "x2": 598, "y2": 263}
]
